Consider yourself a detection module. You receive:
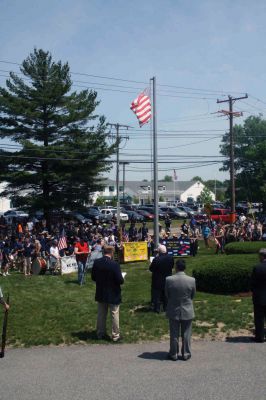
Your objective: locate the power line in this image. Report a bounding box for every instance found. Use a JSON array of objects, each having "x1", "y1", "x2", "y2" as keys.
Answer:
[{"x1": 0, "y1": 59, "x2": 247, "y2": 97}]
